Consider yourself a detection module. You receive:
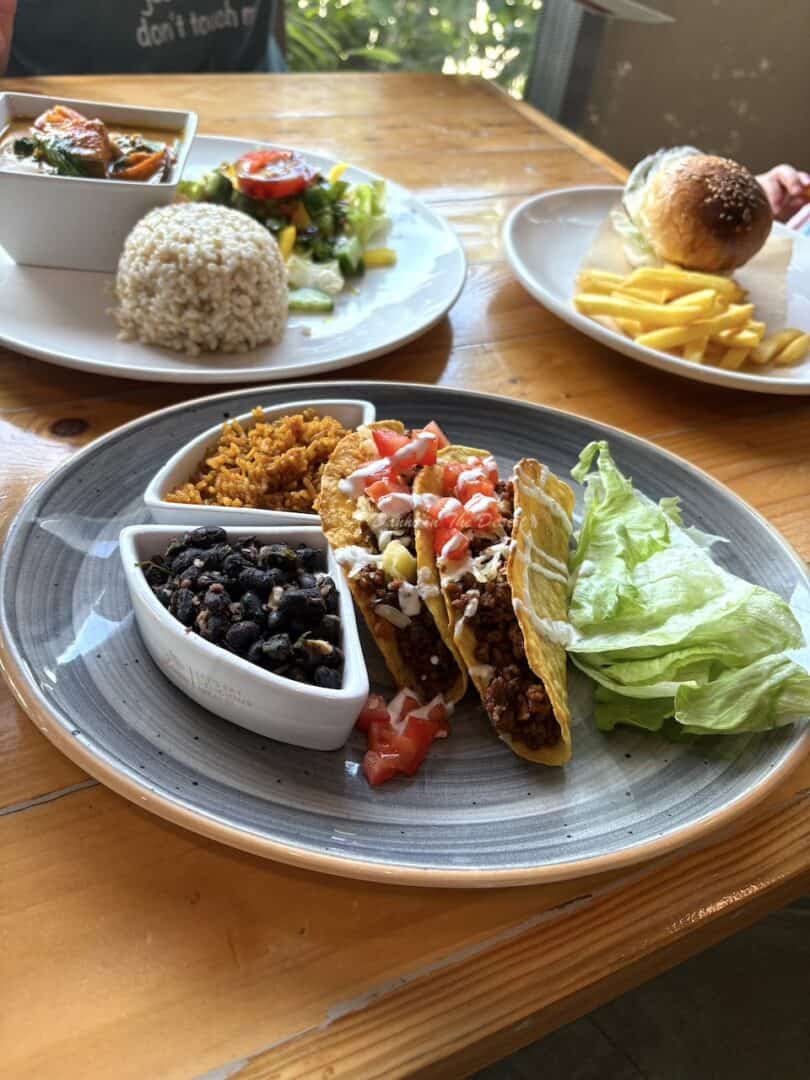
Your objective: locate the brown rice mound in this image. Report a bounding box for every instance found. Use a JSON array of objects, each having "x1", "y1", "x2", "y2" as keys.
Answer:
[{"x1": 165, "y1": 408, "x2": 348, "y2": 513}]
